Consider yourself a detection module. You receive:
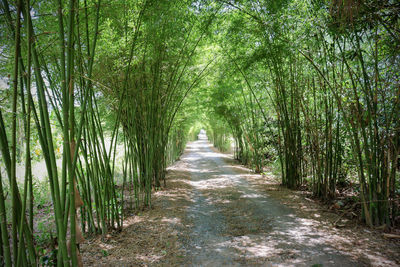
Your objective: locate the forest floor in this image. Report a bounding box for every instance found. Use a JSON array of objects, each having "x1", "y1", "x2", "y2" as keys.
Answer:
[{"x1": 81, "y1": 137, "x2": 400, "y2": 266}]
